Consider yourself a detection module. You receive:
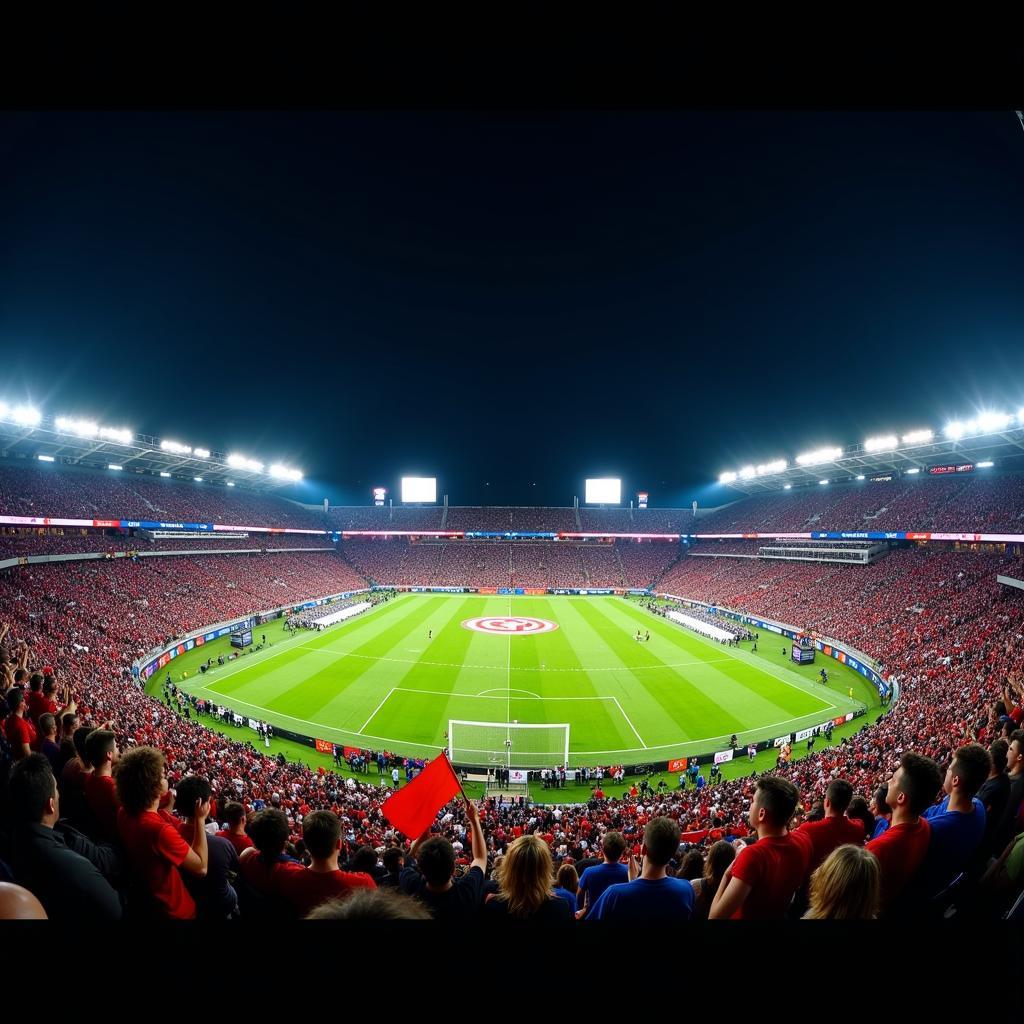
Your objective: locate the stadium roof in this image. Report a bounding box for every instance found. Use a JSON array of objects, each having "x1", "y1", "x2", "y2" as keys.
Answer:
[
  {"x1": 0, "y1": 416, "x2": 299, "y2": 492},
  {"x1": 721, "y1": 425, "x2": 1024, "y2": 494}
]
